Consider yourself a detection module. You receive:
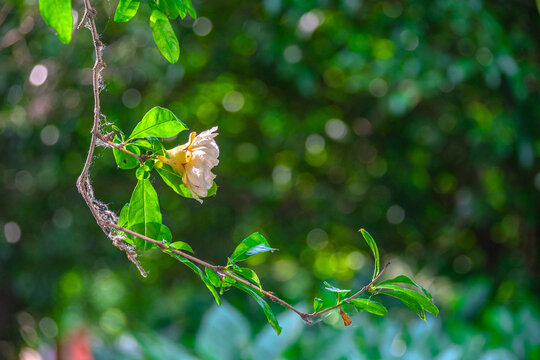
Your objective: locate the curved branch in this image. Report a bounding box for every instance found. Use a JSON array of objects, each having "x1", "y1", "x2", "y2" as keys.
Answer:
[{"x1": 76, "y1": 0, "x2": 391, "y2": 324}]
